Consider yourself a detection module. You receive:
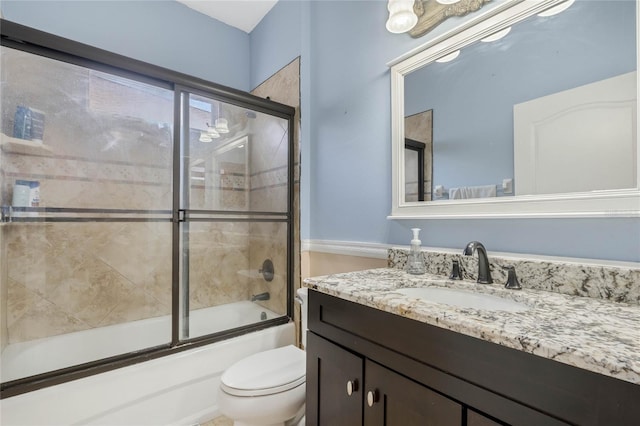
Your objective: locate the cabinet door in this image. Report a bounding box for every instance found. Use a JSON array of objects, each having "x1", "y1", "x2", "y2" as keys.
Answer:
[
  {"x1": 467, "y1": 409, "x2": 504, "y2": 426},
  {"x1": 364, "y1": 360, "x2": 463, "y2": 426},
  {"x1": 306, "y1": 332, "x2": 364, "y2": 426}
]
